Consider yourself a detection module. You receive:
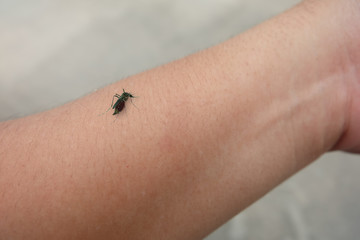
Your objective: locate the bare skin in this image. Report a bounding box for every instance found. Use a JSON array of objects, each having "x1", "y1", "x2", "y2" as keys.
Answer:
[{"x1": 0, "y1": 0, "x2": 360, "y2": 239}]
